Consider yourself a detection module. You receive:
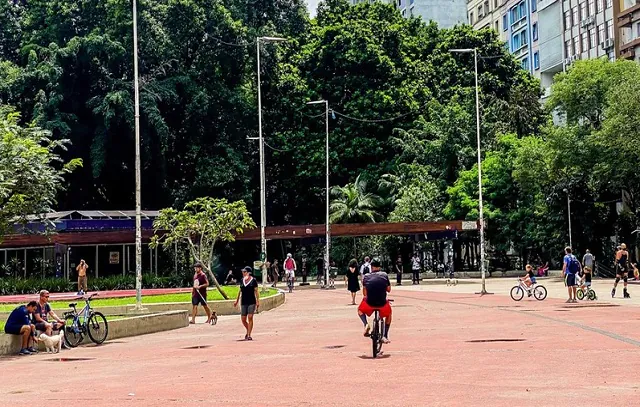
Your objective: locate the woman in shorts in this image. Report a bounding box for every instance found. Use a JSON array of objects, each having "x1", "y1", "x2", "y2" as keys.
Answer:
[{"x1": 234, "y1": 266, "x2": 260, "y2": 341}]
